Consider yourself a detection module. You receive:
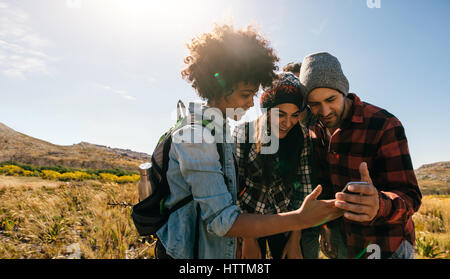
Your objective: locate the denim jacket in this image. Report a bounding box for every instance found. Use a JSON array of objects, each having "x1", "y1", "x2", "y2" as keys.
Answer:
[{"x1": 156, "y1": 102, "x2": 240, "y2": 259}]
